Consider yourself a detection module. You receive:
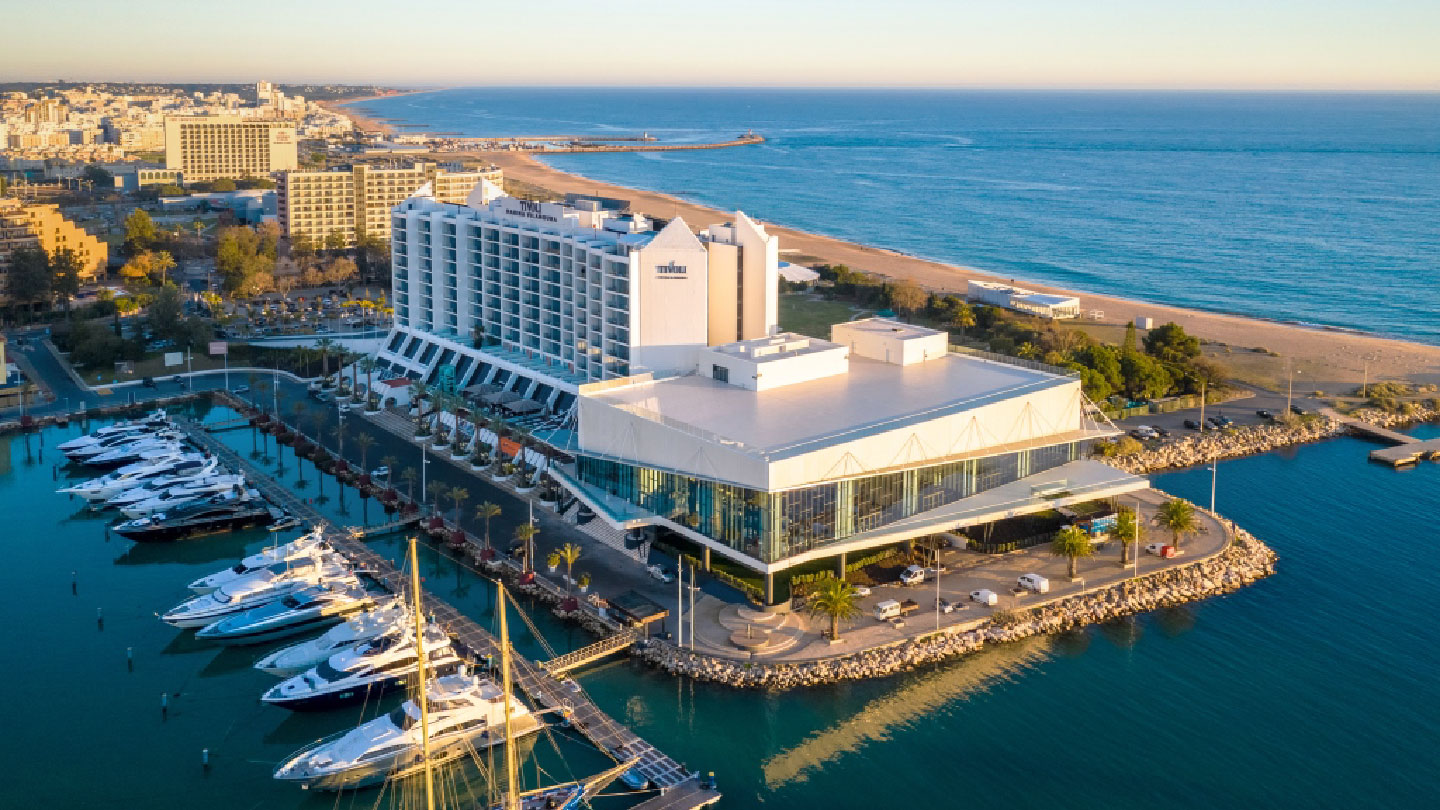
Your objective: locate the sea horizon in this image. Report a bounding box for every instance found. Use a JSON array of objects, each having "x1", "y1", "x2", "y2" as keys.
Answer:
[{"x1": 352, "y1": 87, "x2": 1440, "y2": 345}]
